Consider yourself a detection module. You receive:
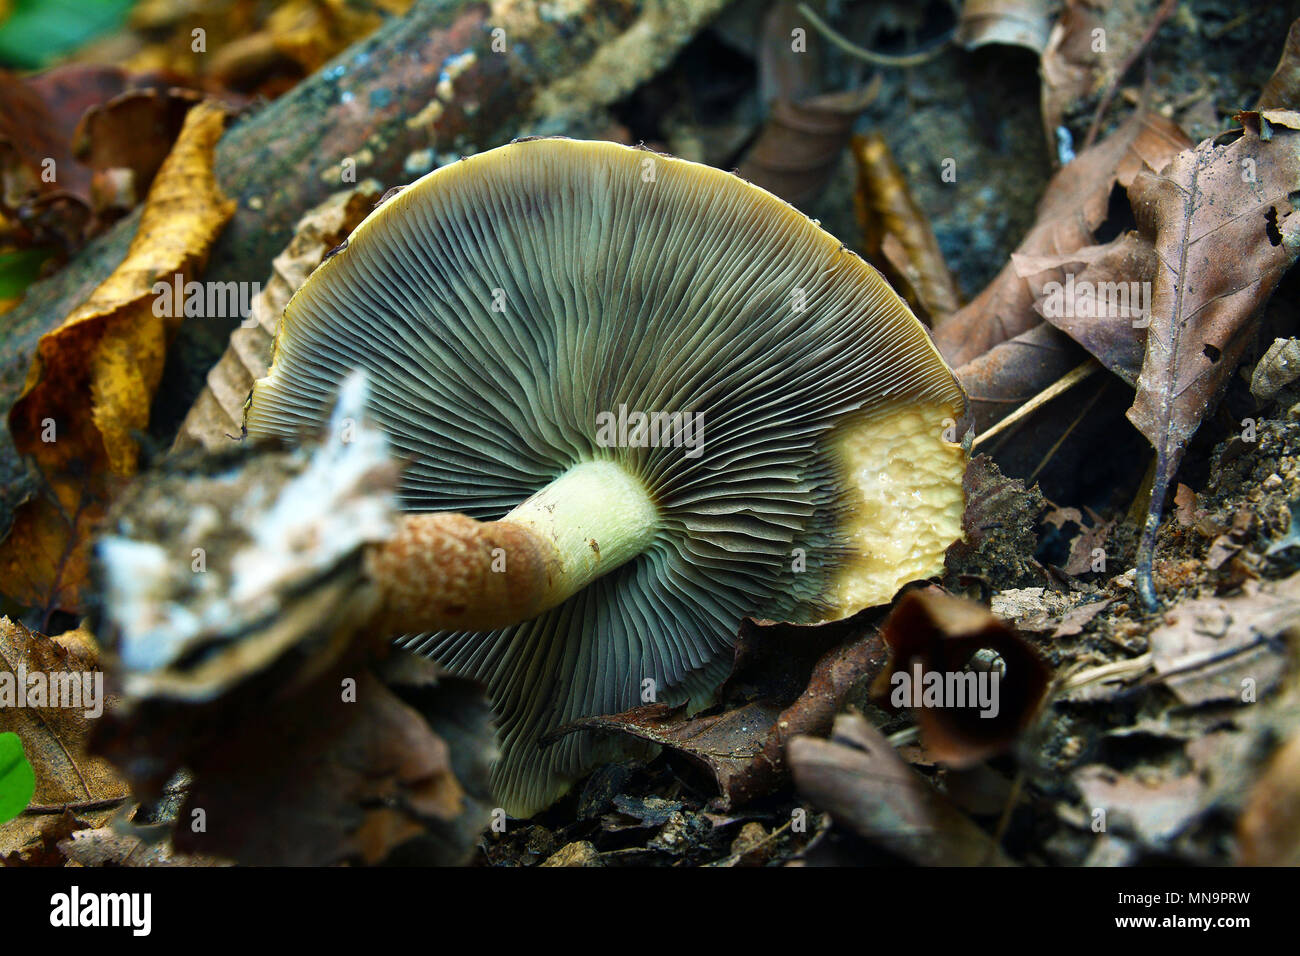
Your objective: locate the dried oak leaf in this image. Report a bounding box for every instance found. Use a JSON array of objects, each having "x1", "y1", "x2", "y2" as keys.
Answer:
[
  {"x1": 1061, "y1": 508, "x2": 1116, "y2": 577},
  {"x1": 1015, "y1": 230, "x2": 1157, "y2": 384},
  {"x1": 57, "y1": 825, "x2": 228, "y2": 867},
  {"x1": 756, "y1": 0, "x2": 823, "y2": 106},
  {"x1": 788, "y1": 712, "x2": 1014, "y2": 865},
  {"x1": 1073, "y1": 763, "x2": 1208, "y2": 847},
  {"x1": 0, "y1": 65, "x2": 198, "y2": 249},
  {"x1": 1251, "y1": 336, "x2": 1300, "y2": 400},
  {"x1": 73, "y1": 86, "x2": 206, "y2": 212},
  {"x1": 0, "y1": 617, "x2": 129, "y2": 859},
  {"x1": 0, "y1": 100, "x2": 233, "y2": 613},
  {"x1": 870, "y1": 588, "x2": 1052, "y2": 766},
  {"x1": 955, "y1": 322, "x2": 1084, "y2": 432},
  {"x1": 1053, "y1": 598, "x2": 1111, "y2": 637},
  {"x1": 172, "y1": 179, "x2": 383, "y2": 453},
  {"x1": 102, "y1": 0, "x2": 410, "y2": 98},
  {"x1": 0, "y1": 65, "x2": 128, "y2": 236},
  {"x1": 1127, "y1": 110, "x2": 1300, "y2": 605},
  {"x1": 934, "y1": 109, "x2": 1189, "y2": 369},
  {"x1": 554, "y1": 620, "x2": 888, "y2": 809}
]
